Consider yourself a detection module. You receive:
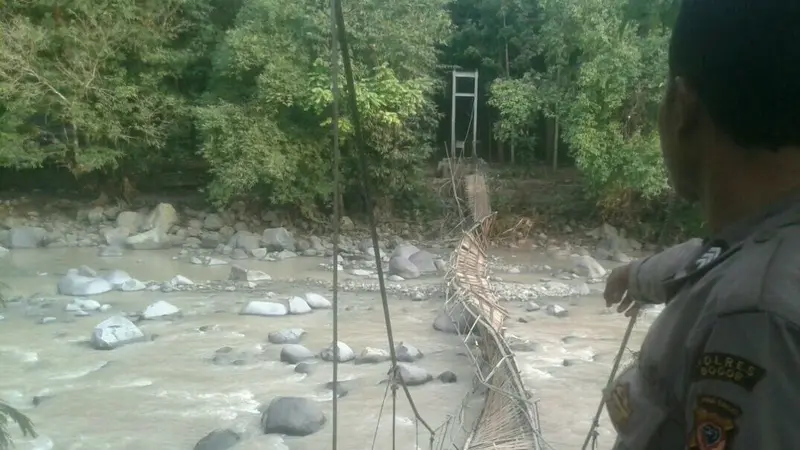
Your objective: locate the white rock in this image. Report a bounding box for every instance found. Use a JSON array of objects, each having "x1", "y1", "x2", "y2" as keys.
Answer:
[
  {"x1": 229, "y1": 265, "x2": 271, "y2": 282},
  {"x1": 142, "y1": 300, "x2": 181, "y2": 319},
  {"x1": 304, "y1": 293, "x2": 332, "y2": 309},
  {"x1": 545, "y1": 304, "x2": 569, "y2": 318},
  {"x1": 240, "y1": 301, "x2": 287, "y2": 316},
  {"x1": 90, "y1": 316, "x2": 146, "y2": 350},
  {"x1": 570, "y1": 255, "x2": 607, "y2": 278},
  {"x1": 67, "y1": 298, "x2": 102, "y2": 312},
  {"x1": 170, "y1": 275, "x2": 194, "y2": 286},
  {"x1": 120, "y1": 278, "x2": 147, "y2": 292},
  {"x1": 320, "y1": 341, "x2": 355, "y2": 362},
  {"x1": 103, "y1": 269, "x2": 133, "y2": 288},
  {"x1": 288, "y1": 296, "x2": 312, "y2": 314},
  {"x1": 57, "y1": 270, "x2": 113, "y2": 296}
]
